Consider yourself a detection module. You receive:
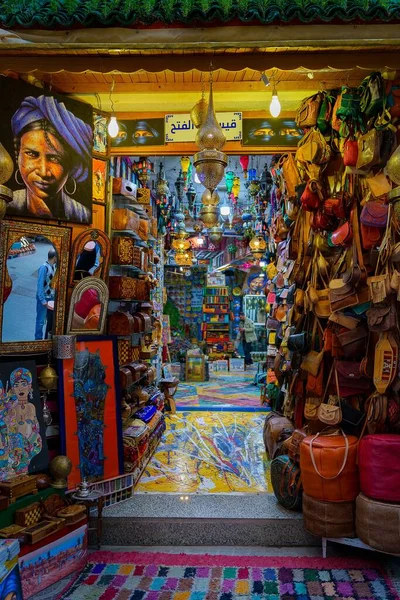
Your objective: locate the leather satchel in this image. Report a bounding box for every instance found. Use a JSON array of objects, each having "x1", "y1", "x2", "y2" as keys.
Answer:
[
  {"x1": 360, "y1": 224, "x2": 383, "y2": 250},
  {"x1": 263, "y1": 412, "x2": 294, "y2": 460},
  {"x1": 296, "y1": 127, "x2": 331, "y2": 166},
  {"x1": 360, "y1": 201, "x2": 389, "y2": 228},
  {"x1": 288, "y1": 332, "x2": 310, "y2": 354},
  {"x1": 330, "y1": 221, "x2": 353, "y2": 247},
  {"x1": 337, "y1": 326, "x2": 368, "y2": 358},
  {"x1": 271, "y1": 455, "x2": 303, "y2": 511},
  {"x1": 343, "y1": 136, "x2": 358, "y2": 166},
  {"x1": 278, "y1": 153, "x2": 302, "y2": 199},
  {"x1": 296, "y1": 92, "x2": 324, "y2": 128},
  {"x1": 301, "y1": 318, "x2": 324, "y2": 377},
  {"x1": 366, "y1": 172, "x2": 392, "y2": 198},
  {"x1": 300, "y1": 180, "x2": 322, "y2": 211},
  {"x1": 356, "y1": 128, "x2": 382, "y2": 171},
  {"x1": 288, "y1": 428, "x2": 308, "y2": 463},
  {"x1": 329, "y1": 281, "x2": 359, "y2": 312},
  {"x1": 324, "y1": 195, "x2": 346, "y2": 219},
  {"x1": 335, "y1": 360, "x2": 371, "y2": 396},
  {"x1": 317, "y1": 365, "x2": 342, "y2": 426},
  {"x1": 366, "y1": 302, "x2": 397, "y2": 331},
  {"x1": 304, "y1": 396, "x2": 322, "y2": 421}
]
